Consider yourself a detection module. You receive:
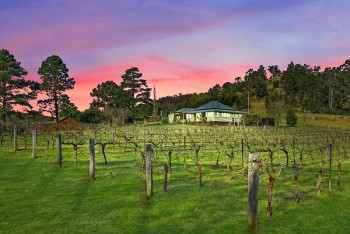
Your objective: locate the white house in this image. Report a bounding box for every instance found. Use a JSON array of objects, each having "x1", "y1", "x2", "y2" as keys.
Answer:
[{"x1": 169, "y1": 101, "x2": 245, "y2": 124}]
